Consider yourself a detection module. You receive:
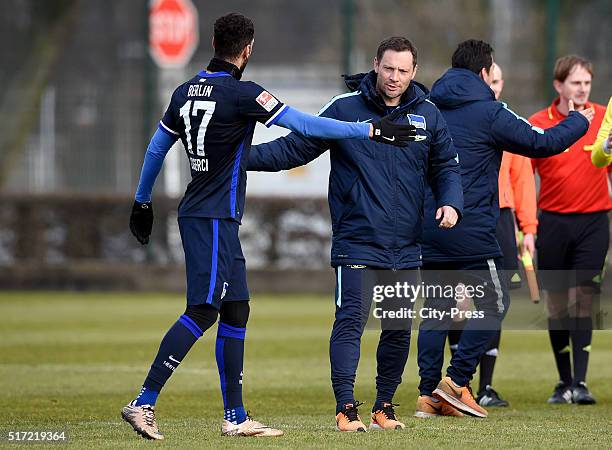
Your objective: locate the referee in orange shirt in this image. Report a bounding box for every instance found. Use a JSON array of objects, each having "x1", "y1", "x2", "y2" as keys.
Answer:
[{"x1": 530, "y1": 55, "x2": 607, "y2": 405}]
